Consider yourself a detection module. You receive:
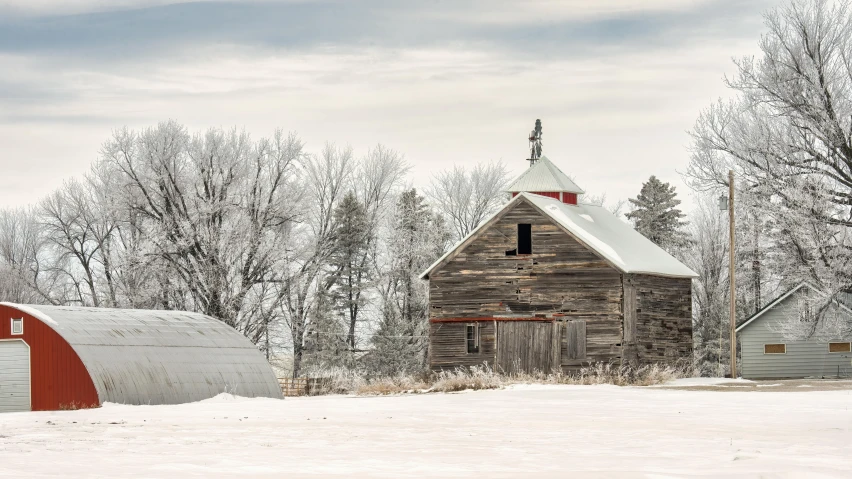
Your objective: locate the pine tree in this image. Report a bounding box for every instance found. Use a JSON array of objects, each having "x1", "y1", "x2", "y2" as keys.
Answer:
[
  {"x1": 369, "y1": 189, "x2": 450, "y2": 376},
  {"x1": 302, "y1": 288, "x2": 351, "y2": 371},
  {"x1": 327, "y1": 191, "x2": 372, "y2": 351},
  {"x1": 626, "y1": 176, "x2": 689, "y2": 252}
]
